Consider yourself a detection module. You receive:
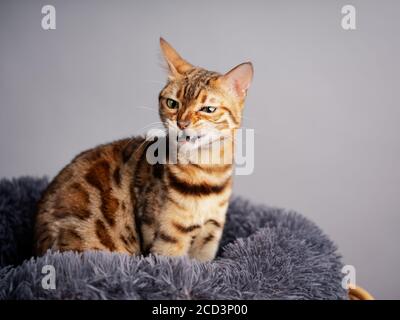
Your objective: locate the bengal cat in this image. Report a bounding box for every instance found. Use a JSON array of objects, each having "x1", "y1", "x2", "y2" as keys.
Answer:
[{"x1": 34, "y1": 38, "x2": 253, "y2": 262}]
